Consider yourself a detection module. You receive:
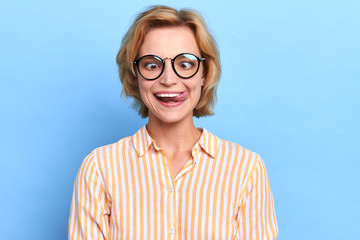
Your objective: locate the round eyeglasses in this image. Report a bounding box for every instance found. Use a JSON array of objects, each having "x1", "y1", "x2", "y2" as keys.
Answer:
[{"x1": 132, "y1": 53, "x2": 205, "y2": 80}]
